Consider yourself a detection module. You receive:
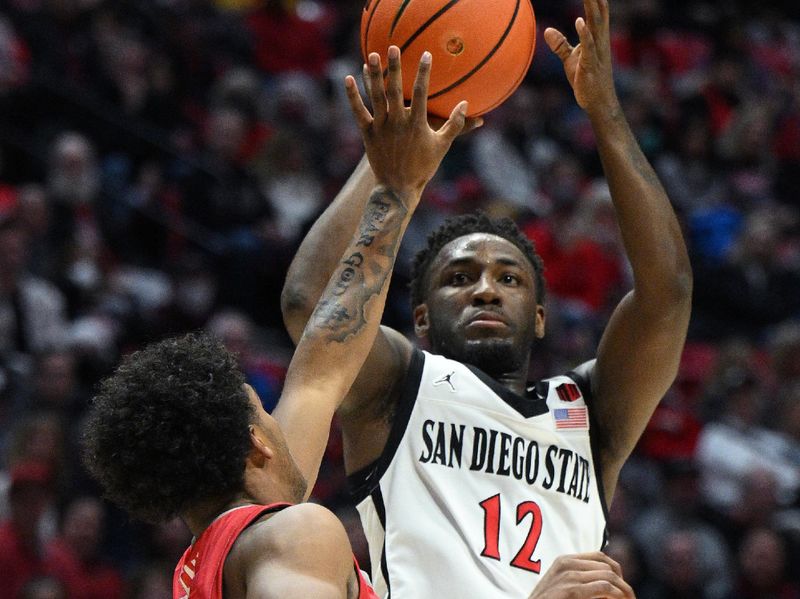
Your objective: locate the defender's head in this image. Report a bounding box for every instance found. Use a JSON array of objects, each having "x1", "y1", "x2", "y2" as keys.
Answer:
[
  {"x1": 82, "y1": 333, "x2": 306, "y2": 523},
  {"x1": 410, "y1": 212, "x2": 546, "y2": 377}
]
